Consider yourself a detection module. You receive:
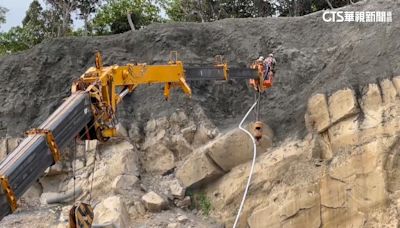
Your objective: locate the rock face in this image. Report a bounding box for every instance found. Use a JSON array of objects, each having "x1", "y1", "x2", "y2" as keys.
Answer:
[
  {"x1": 306, "y1": 94, "x2": 330, "y2": 132},
  {"x1": 202, "y1": 77, "x2": 400, "y2": 228}
]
